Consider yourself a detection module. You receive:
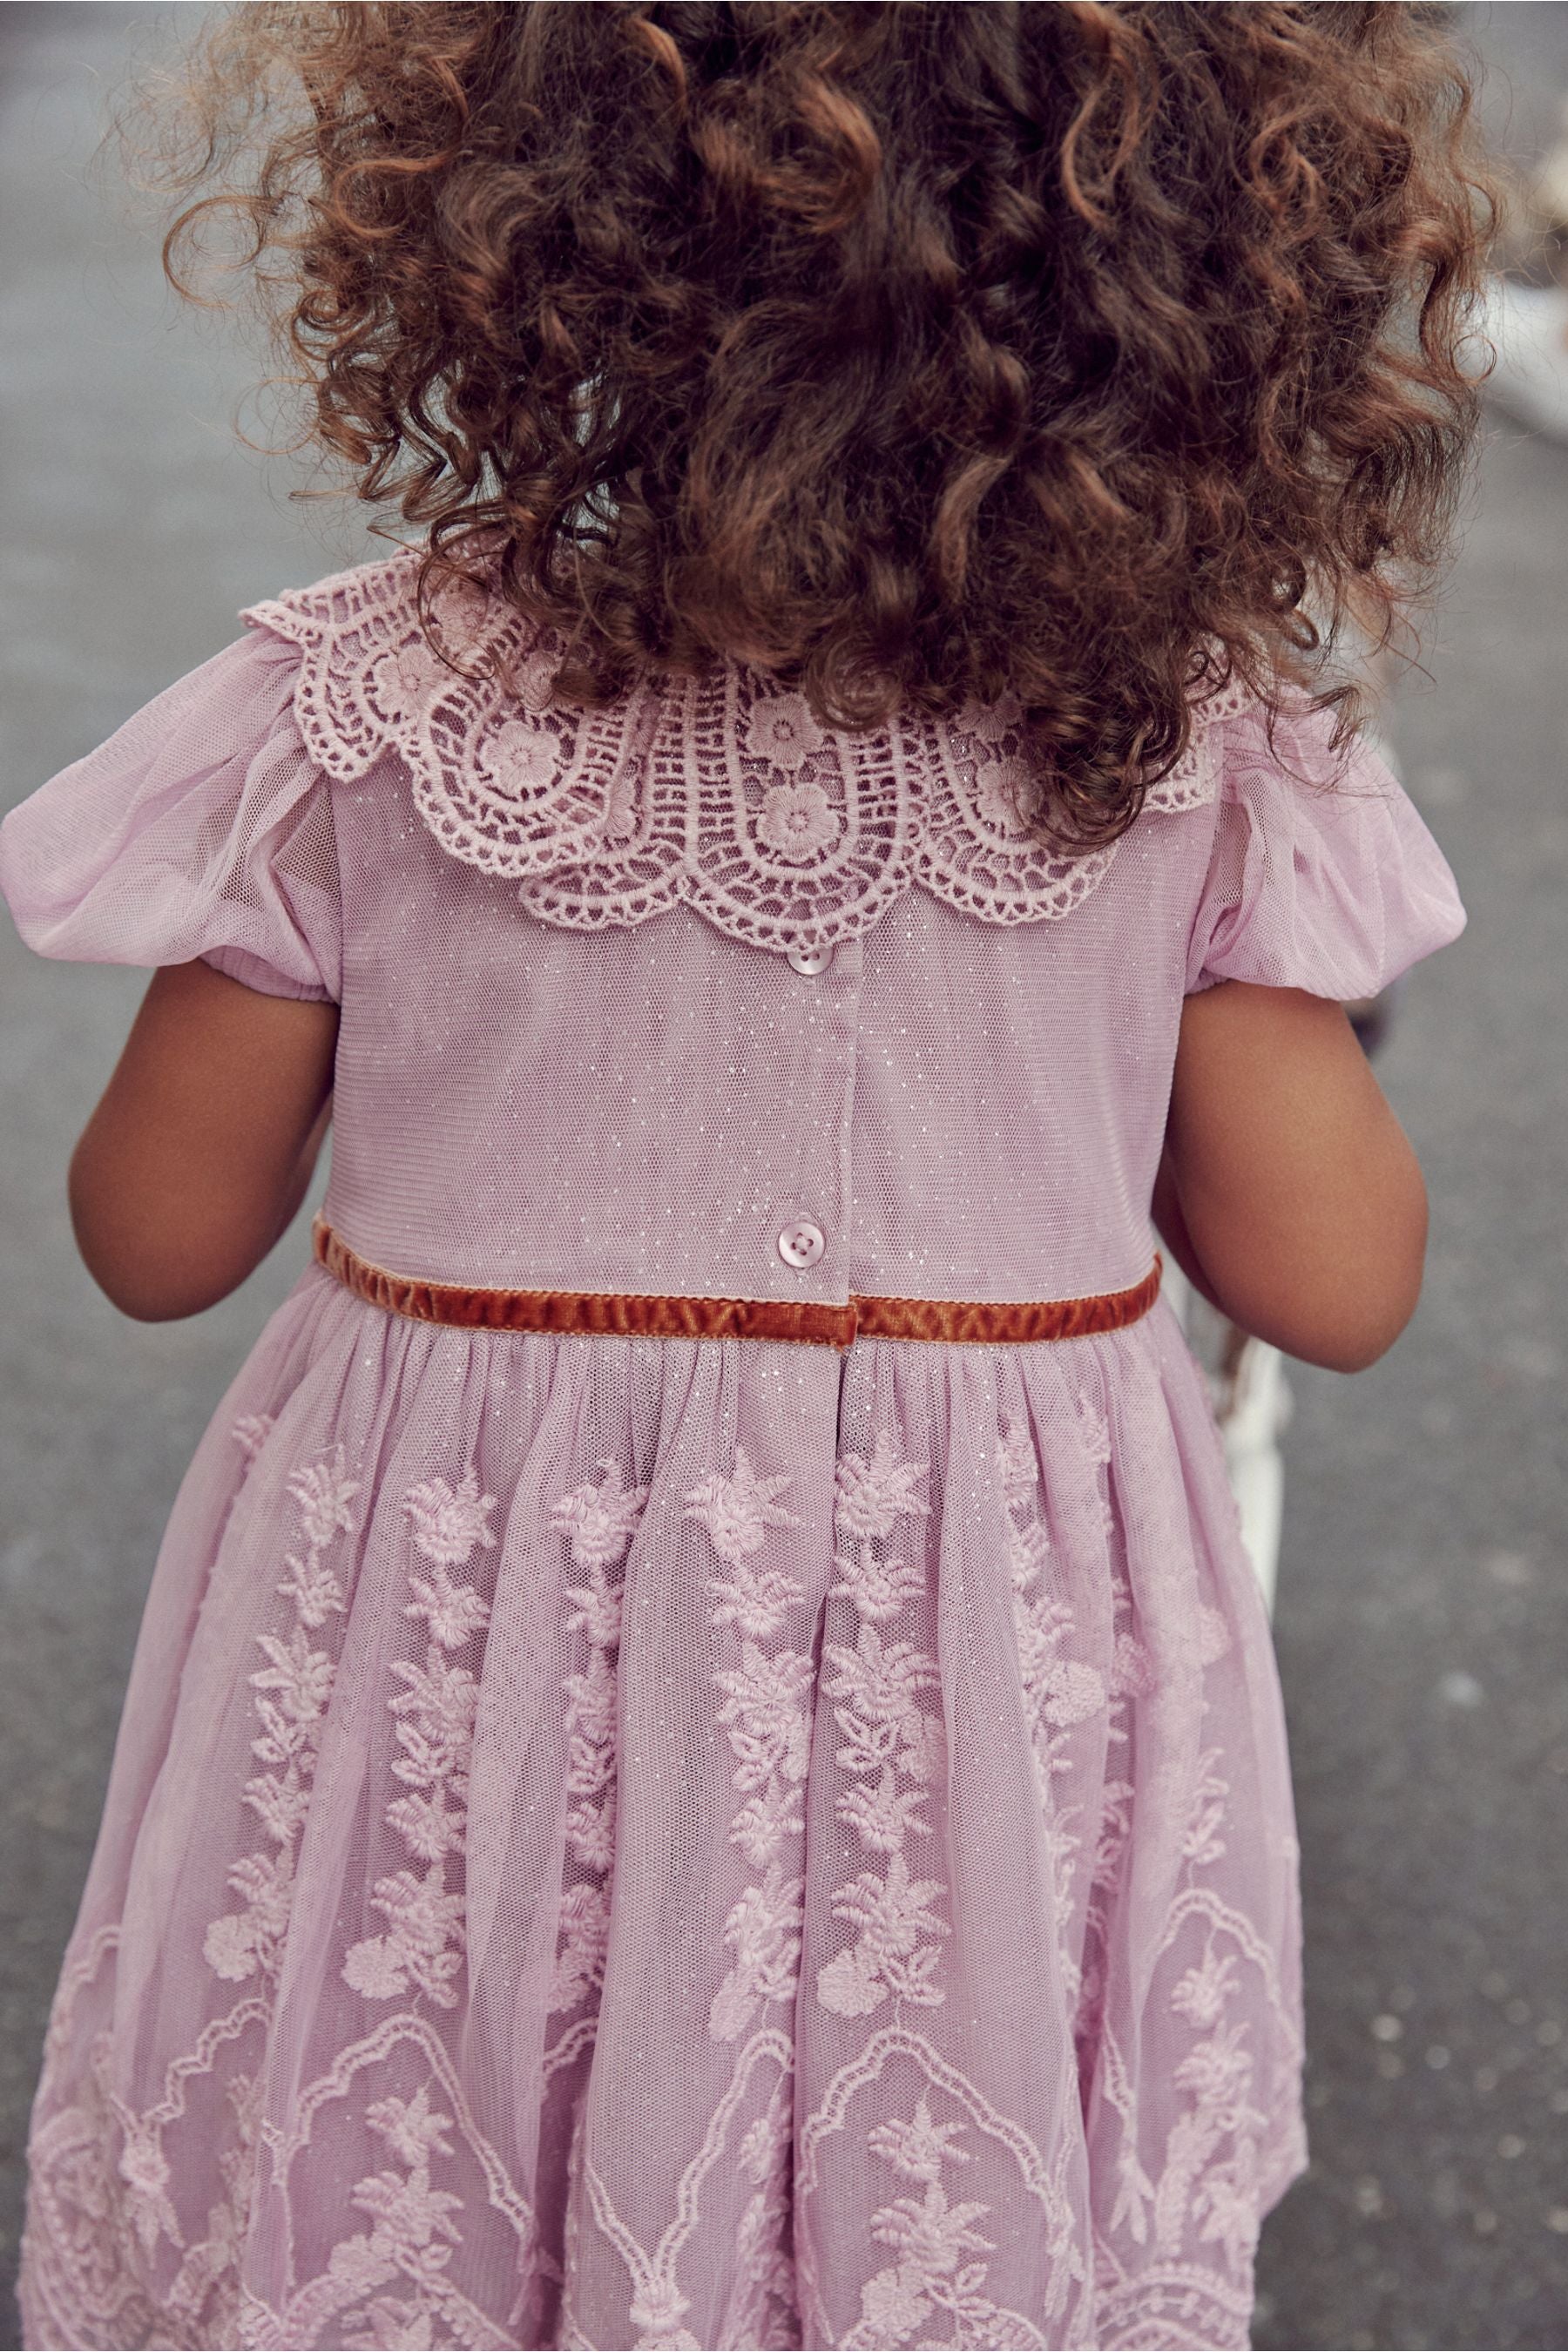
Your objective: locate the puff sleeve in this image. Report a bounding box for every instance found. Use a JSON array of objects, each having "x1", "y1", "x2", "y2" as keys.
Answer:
[
  {"x1": 0, "y1": 625, "x2": 340, "y2": 1002},
  {"x1": 1186, "y1": 700, "x2": 1465, "y2": 1001}
]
